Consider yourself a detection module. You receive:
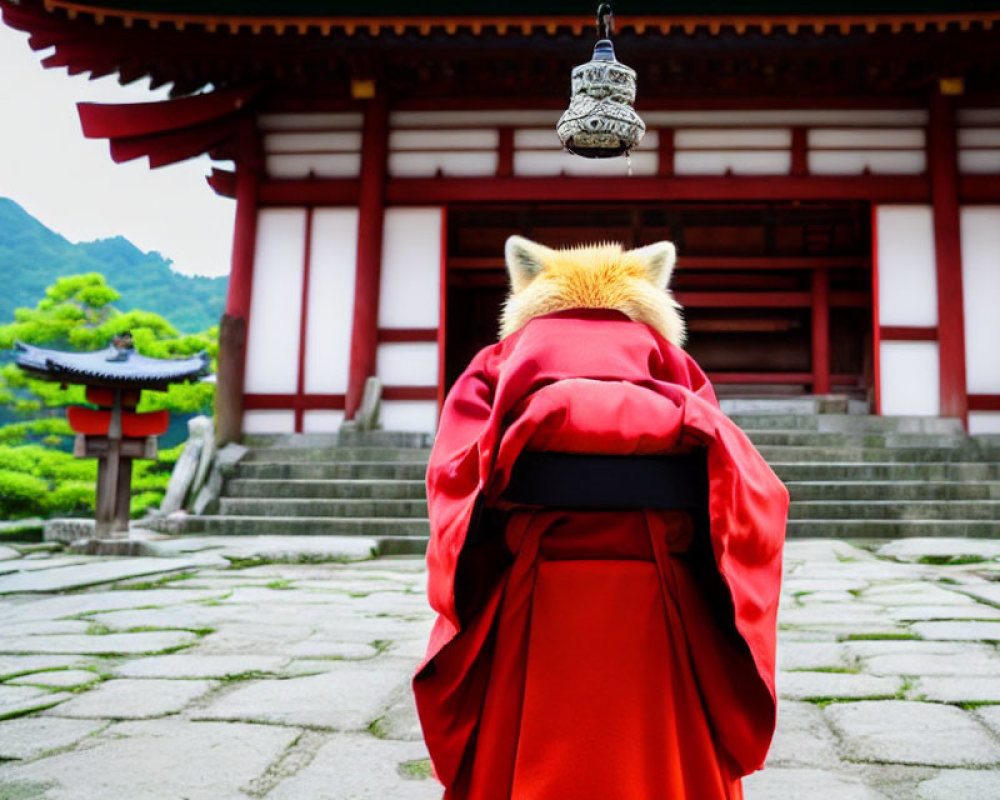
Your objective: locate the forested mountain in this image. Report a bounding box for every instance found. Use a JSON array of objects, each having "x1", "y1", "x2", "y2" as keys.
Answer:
[{"x1": 0, "y1": 197, "x2": 227, "y2": 332}]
